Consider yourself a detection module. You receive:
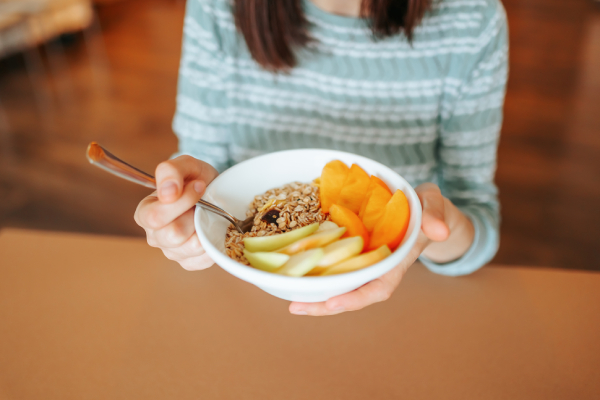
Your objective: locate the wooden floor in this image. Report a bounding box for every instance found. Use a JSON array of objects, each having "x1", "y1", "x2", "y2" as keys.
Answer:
[{"x1": 1, "y1": 0, "x2": 599, "y2": 271}]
